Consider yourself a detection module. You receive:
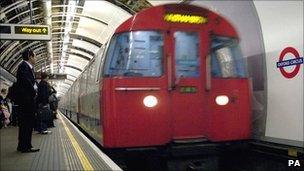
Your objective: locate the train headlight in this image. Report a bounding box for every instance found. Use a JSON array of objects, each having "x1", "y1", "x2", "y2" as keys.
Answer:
[
  {"x1": 143, "y1": 95, "x2": 158, "y2": 108},
  {"x1": 215, "y1": 95, "x2": 229, "y2": 106}
]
